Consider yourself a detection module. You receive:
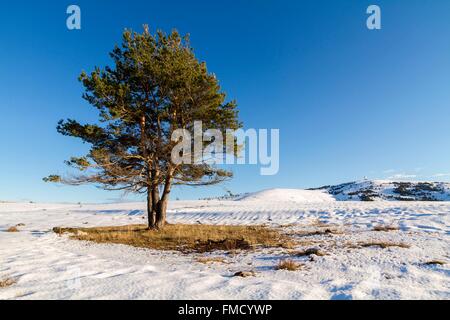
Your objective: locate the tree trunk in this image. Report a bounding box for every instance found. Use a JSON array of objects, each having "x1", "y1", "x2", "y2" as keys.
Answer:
[
  {"x1": 155, "y1": 197, "x2": 168, "y2": 229},
  {"x1": 155, "y1": 173, "x2": 173, "y2": 229},
  {"x1": 147, "y1": 187, "x2": 156, "y2": 229},
  {"x1": 141, "y1": 115, "x2": 156, "y2": 229},
  {"x1": 151, "y1": 168, "x2": 160, "y2": 228},
  {"x1": 151, "y1": 179, "x2": 160, "y2": 211}
]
